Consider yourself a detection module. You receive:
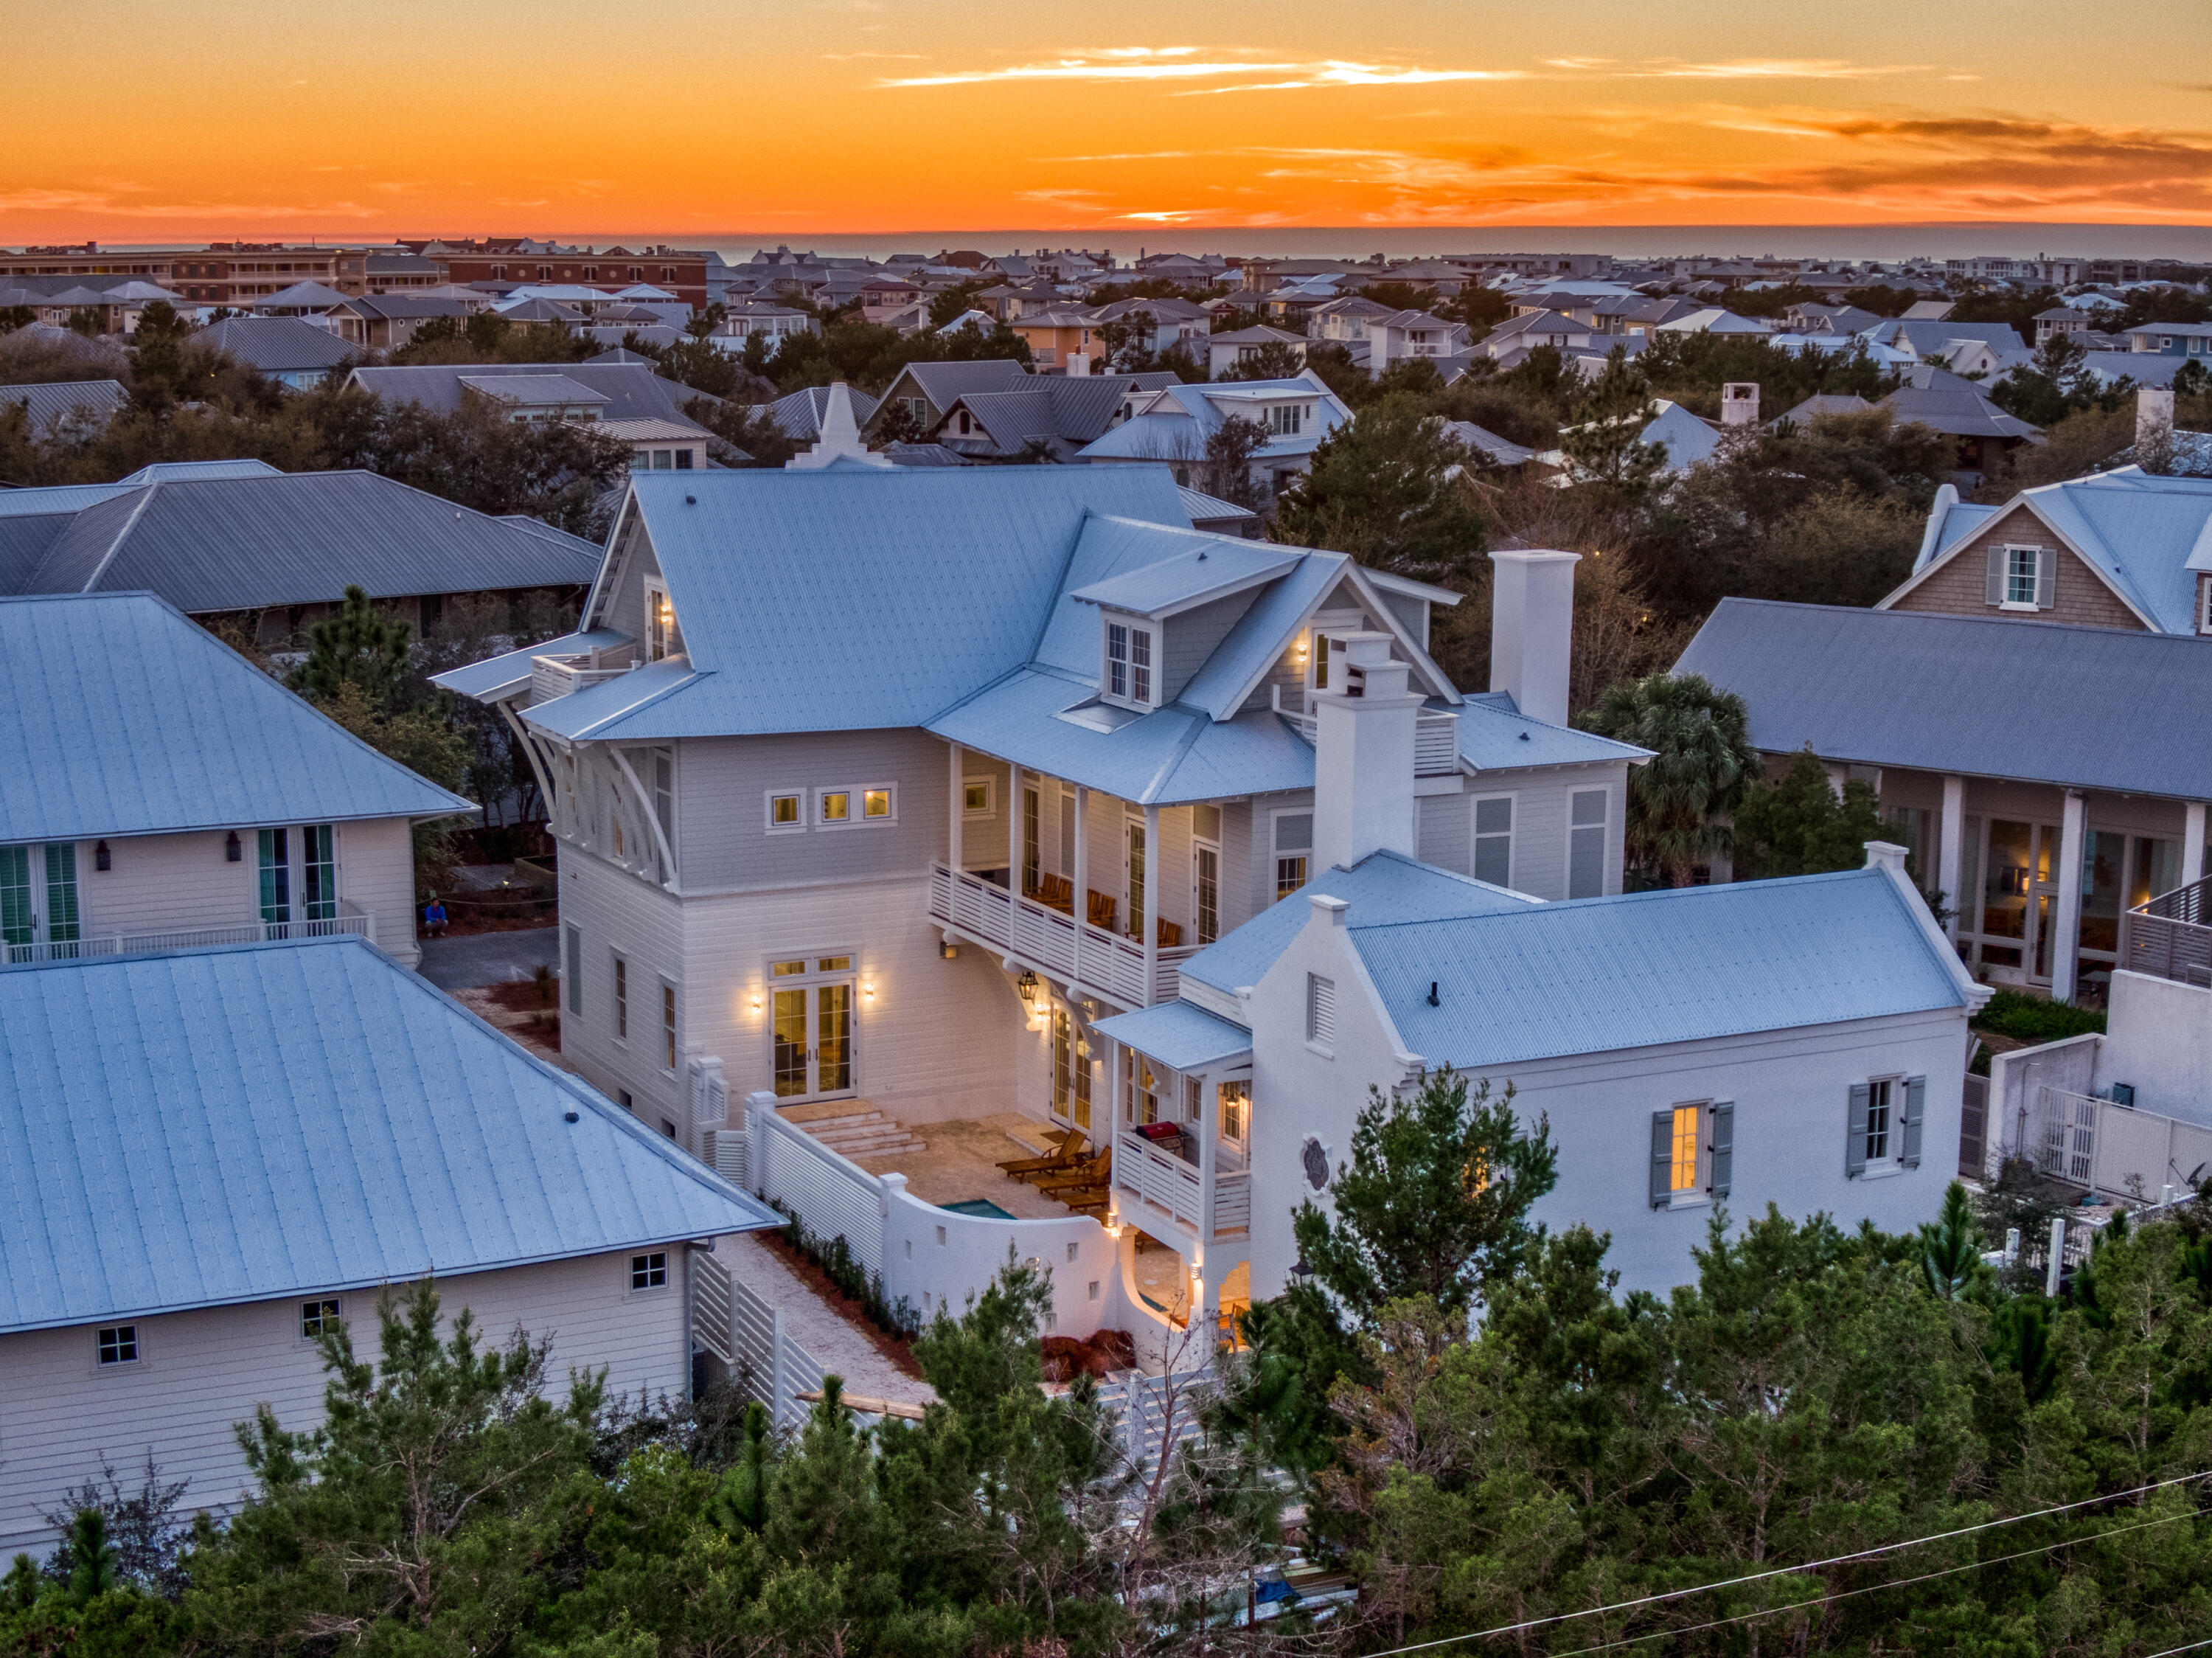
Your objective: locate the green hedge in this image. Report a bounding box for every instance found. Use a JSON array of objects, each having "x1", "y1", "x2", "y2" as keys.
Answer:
[{"x1": 1973, "y1": 988, "x2": 2107, "y2": 1043}]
